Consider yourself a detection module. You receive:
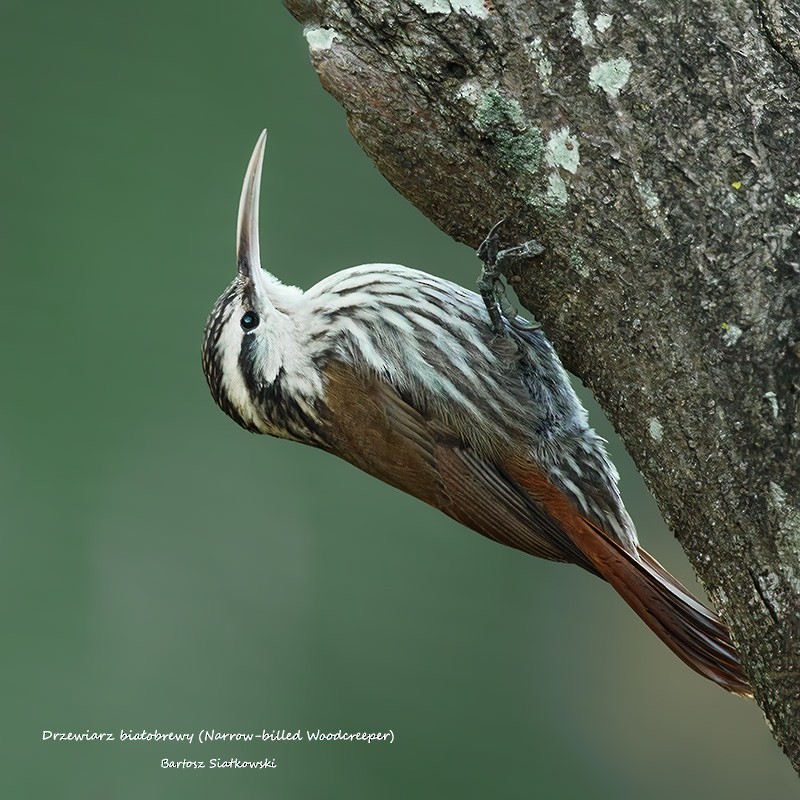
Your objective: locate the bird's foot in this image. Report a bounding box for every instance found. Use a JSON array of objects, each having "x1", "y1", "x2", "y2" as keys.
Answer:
[{"x1": 476, "y1": 220, "x2": 543, "y2": 335}]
